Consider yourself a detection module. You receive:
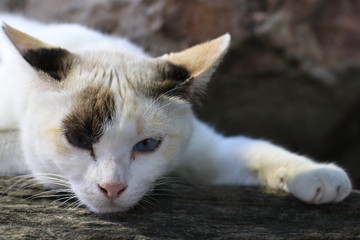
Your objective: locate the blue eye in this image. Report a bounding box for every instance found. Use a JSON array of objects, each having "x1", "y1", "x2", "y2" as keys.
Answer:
[{"x1": 133, "y1": 138, "x2": 161, "y2": 153}]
